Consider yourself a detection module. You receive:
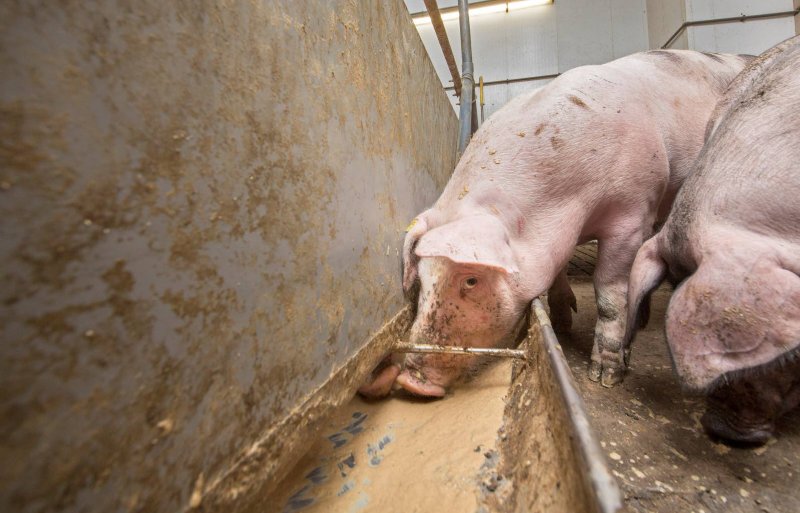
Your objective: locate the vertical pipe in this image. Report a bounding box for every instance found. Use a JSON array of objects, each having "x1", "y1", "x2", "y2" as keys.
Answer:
[
  {"x1": 457, "y1": 0, "x2": 475, "y2": 156},
  {"x1": 479, "y1": 75, "x2": 485, "y2": 126},
  {"x1": 795, "y1": 0, "x2": 800, "y2": 35}
]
